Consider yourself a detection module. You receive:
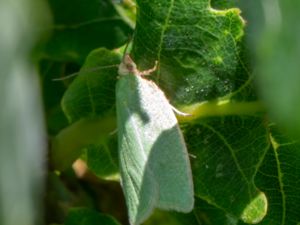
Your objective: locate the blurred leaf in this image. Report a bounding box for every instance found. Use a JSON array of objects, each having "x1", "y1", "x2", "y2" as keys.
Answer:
[
  {"x1": 39, "y1": 60, "x2": 71, "y2": 135},
  {"x1": 211, "y1": 0, "x2": 239, "y2": 9},
  {"x1": 113, "y1": 0, "x2": 136, "y2": 28},
  {"x1": 65, "y1": 208, "x2": 121, "y2": 225},
  {"x1": 42, "y1": 0, "x2": 132, "y2": 63},
  {"x1": 0, "y1": 0, "x2": 50, "y2": 224},
  {"x1": 51, "y1": 116, "x2": 117, "y2": 171},
  {"x1": 45, "y1": 172, "x2": 93, "y2": 223},
  {"x1": 143, "y1": 209, "x2": 197, "y2": 225},
  {"x1": 40, "y1": 60, "x2": 72, "y2": 110},
  {"x1": 253, "y1": 1, "x2": 300, "y2": 138}
]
